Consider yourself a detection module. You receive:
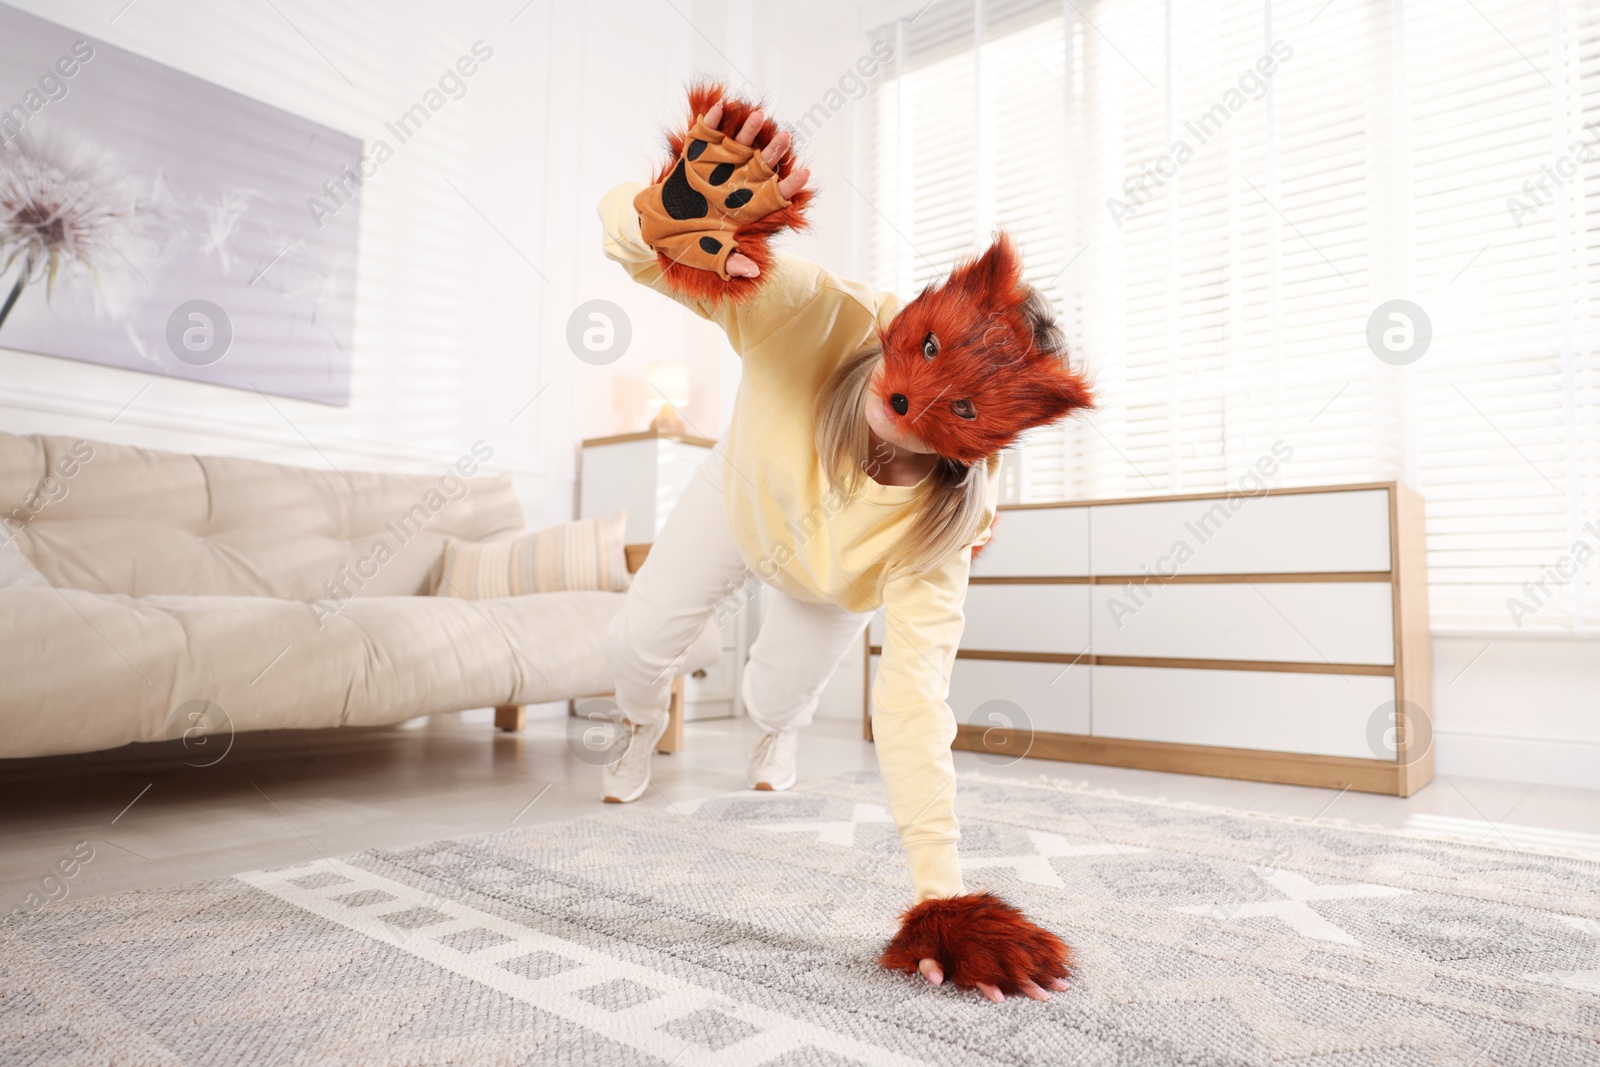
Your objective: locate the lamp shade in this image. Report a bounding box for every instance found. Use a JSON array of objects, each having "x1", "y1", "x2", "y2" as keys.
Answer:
[{"x1": 646, "y1": 360, "x2": 691, "y2": 409}]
